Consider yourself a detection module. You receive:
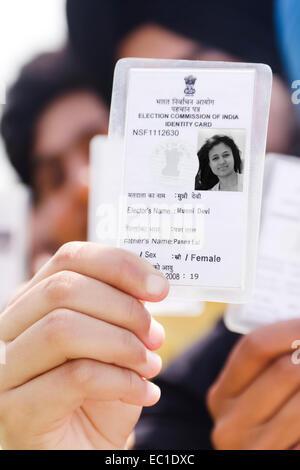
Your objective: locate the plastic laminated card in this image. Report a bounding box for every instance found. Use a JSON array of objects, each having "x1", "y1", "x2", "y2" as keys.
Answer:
[{"x1": 89, "y1": 58, "x2": 272, "y2": 303}]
